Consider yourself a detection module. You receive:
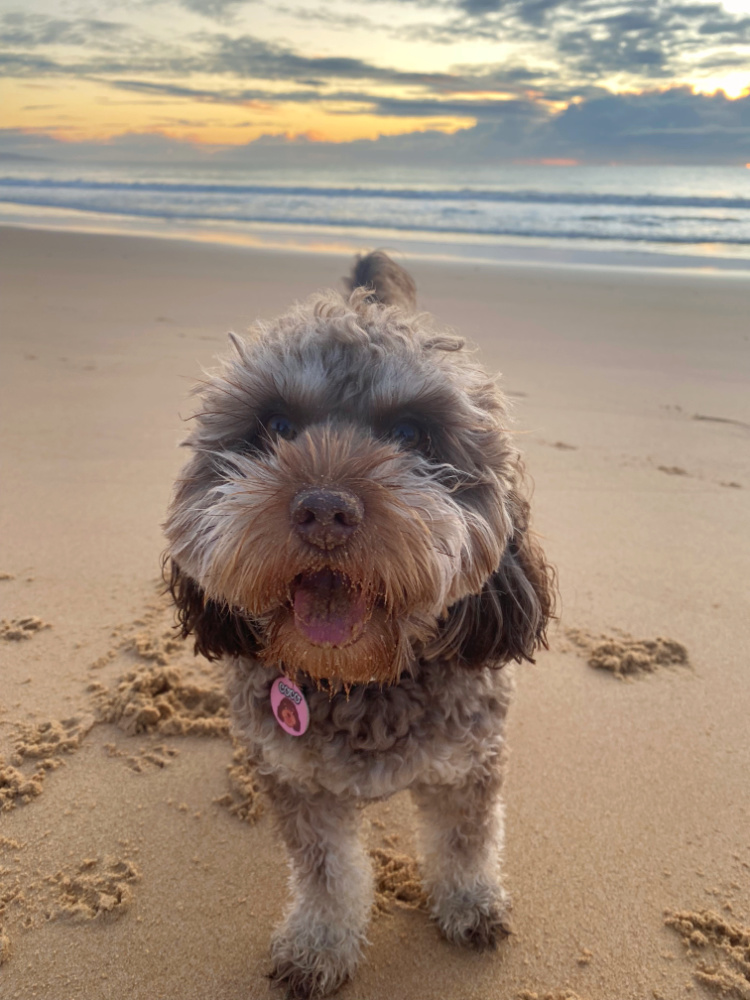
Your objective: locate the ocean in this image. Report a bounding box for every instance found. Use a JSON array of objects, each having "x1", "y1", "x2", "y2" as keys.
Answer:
[{"x1": 2, "y1": 162, "x2": 750, "y2": 270}]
